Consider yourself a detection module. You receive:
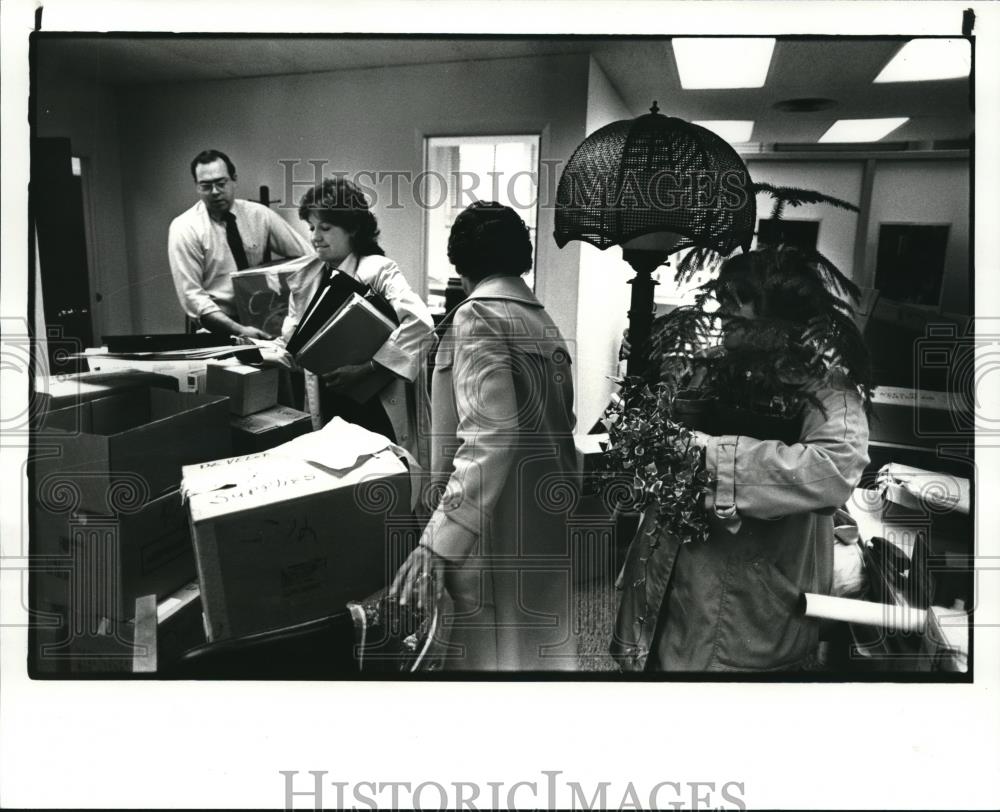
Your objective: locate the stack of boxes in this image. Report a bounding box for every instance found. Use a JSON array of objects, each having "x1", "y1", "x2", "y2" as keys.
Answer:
[
  {"x1": 30, "y1": 367, "x2": 412, "y2": 675},
  {"x1": 204, "y1": 363, "x2": 313, "y2": 454},
  {"x1": 30, "y1": 376, "x2": 234, "y2": 674}
]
